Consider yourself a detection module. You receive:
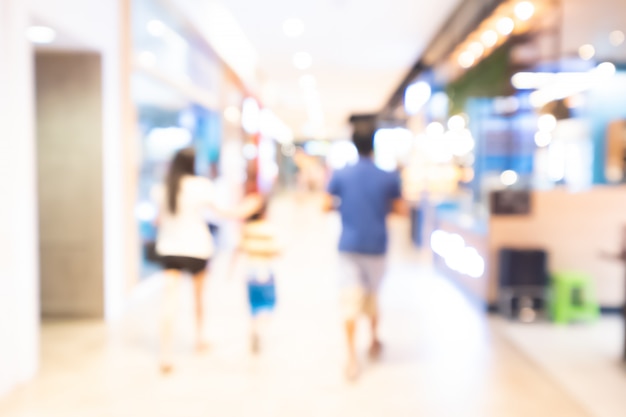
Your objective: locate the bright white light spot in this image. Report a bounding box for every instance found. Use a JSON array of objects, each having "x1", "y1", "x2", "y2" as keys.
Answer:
[
  {"x1": 404, "y1": 81, "x2": 432, "y2": 115},
  {"x1": 497, "y1": 17, "x2": 515, "y2": 36},
  {"x1": 283, "y1": 18, "x2": 304, "y2": 38},
  {"x1": 538, "y1": 114, "x2": 557, "y2": 132},
  {"x1": 293, "y1": 52, "x2": 312, "y2": 70},
  {"x1": 578, "y1": 44, "x2": 595, "y2": 61},
  {"x1": 468, "y1": 41, "x2": 485, "y2": 58},
  {"x1": 242, "y1": 98, "x2": 260, "y2": 134},
  {"x1": 426, "y1": 122, "x2": 445, "y2": 137},
  {"x1": 463, "y1": 247, "x2": 485, "y2": 278},
  {"x1": 374, "y1": 128, "x2": 413, "y2": 171},
  {"x1": 431, "y1": 230, "x2": 484, "y2": 278},
  {"x1": 448, "y1": 114, "x2": 467, "y2": 131},
  {"x1": 27, "y1": 26, "x2": 56, "y2": 44},
  {"x1": 146, "y1": 127, "x2": 192, "y2": 158},
  {"x1": 328, "y1": 141, "x2": 358, "y2": 169},
  {"x1": 511, "y1": 72, "x2": 559, "y2": 90},
  {"x1": 610, "y1": 30, "x2": 625, "y2": 47},
  {"x1": 431, "y1": 230, "x2": 450, "y2": 256},
  {"x1": 138, "y1": 51, "x2": 156, "y2": 67},
  {"x1": 147, "y1": 20, "x2": 166, "y2": 37},
  {"x1": 135, "y1": 202, "x2": 157, "y2": 222},
  {"x1": 501, "y1": 170, "x2": 519, "y2": 186},
  {"x1": 259, "y1": 109, "x2": 293, "y2": 143},
  {"x1": 224, "y1": 106, "x2": 241, "y2": 124},
  {"x1": 243, "y1": 143, "x2": 258, "y2": 160},
  {"x1": 534, "y1": 131, "x2": 552, "y2": 147},
  {"x1": 445, "y1": 234, "x2": 467, "y2": 270},
  {"x1": 458, "y1": 51, "x2": 476, "y2": 69},
  {"x1": 449, "y1": 129, "x2": 475, "y2": 156},
  {"x1": 299, "y1": 74, "x2": 317, "y2": 89},
  {"x1": 514, "y1": 1, "x2": 535, "y2": 21},
  {"x1": 481, "y1": 30, "x2": 499, "y2": 47},
  {"x1": 529, "y1": 91, "x2": 544, "y2": 108},
  {"x1": 597, "y1": 61, "x2": 616, "y2": 77}
]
